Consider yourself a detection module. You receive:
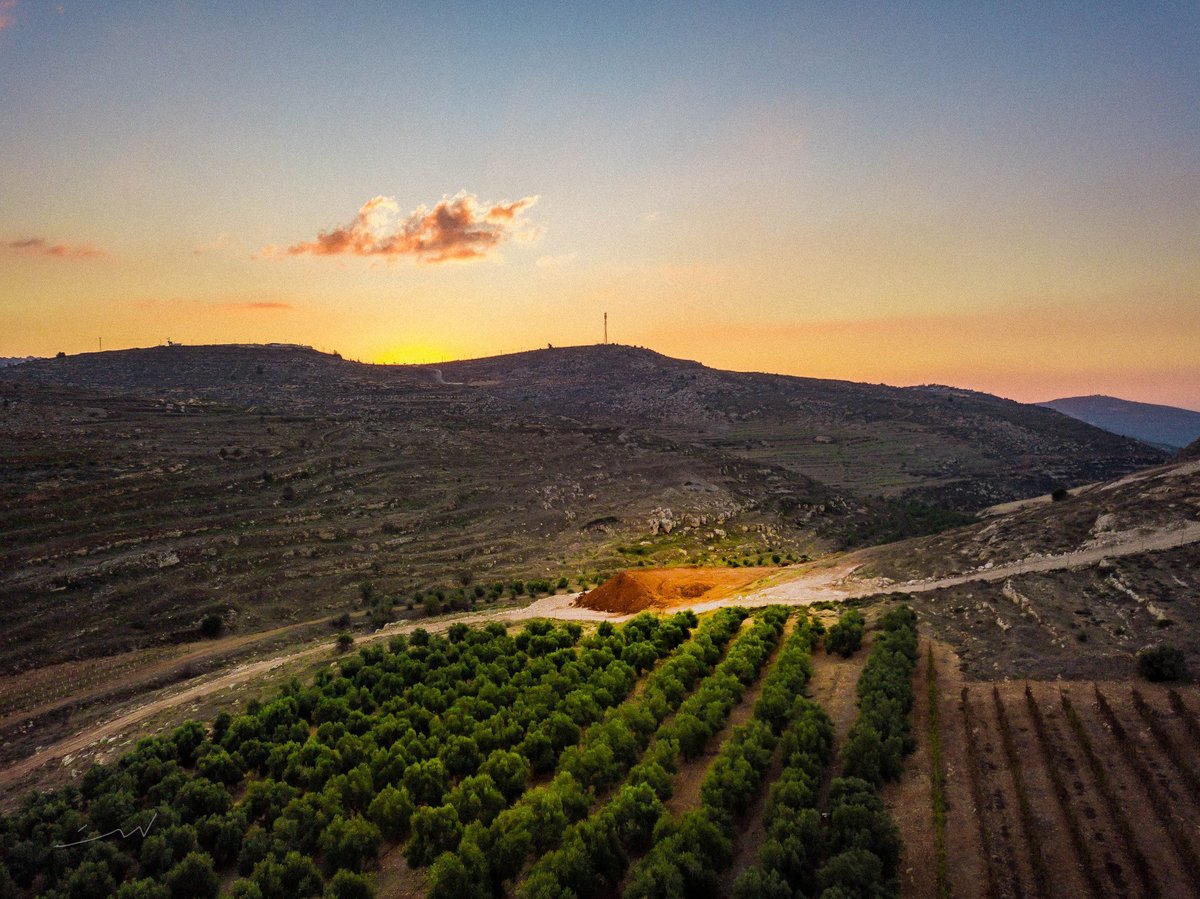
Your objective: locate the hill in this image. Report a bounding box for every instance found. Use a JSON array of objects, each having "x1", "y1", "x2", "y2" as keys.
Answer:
[
  {"x1": 1040, "y1": 393, "x2": 1200, "y2": 450},
  {"x1": 0, "y1": 343, "x2": 1165, "y2": 671},
  {"x1": 438, "y1": 345, "x2": 1165, "y2": 509}
]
